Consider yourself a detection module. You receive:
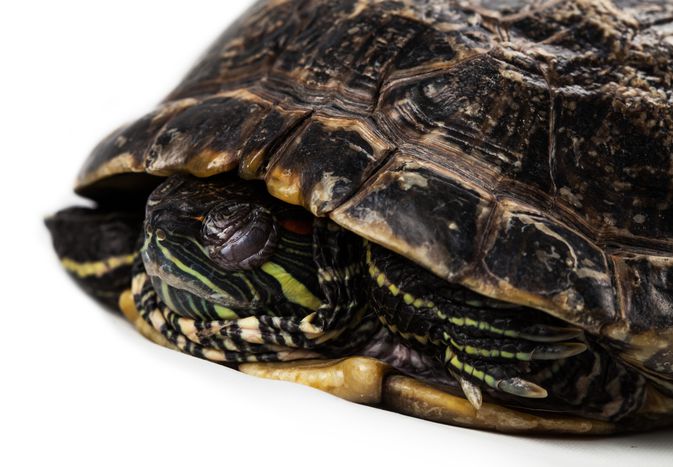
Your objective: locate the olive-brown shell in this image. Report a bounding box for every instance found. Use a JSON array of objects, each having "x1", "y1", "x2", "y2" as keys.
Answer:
[{"x1": 75, "y1": 0, "x2": 673, "y2": 386}]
